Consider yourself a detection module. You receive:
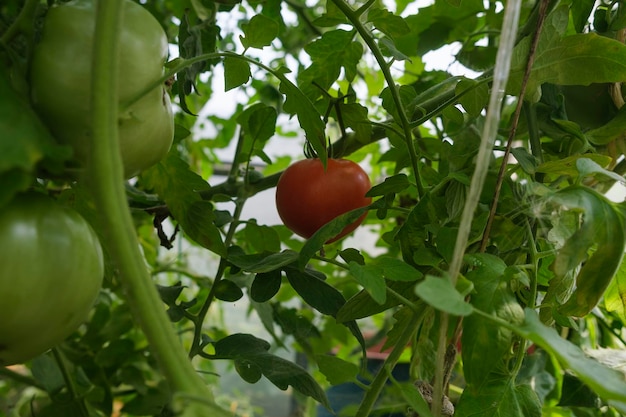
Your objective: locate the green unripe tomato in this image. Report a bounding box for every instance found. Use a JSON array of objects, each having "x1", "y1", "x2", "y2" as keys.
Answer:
[
  {"x1": 30, "y1": 0, "x2": 174, "y2": 178},
  {"x1": 0, "y1": 193, "x2": 104, "y2": 365}
]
